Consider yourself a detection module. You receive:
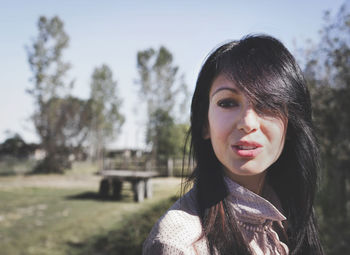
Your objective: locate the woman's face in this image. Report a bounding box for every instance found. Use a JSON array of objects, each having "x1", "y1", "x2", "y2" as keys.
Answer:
[{"x1": 205, "y1": 74, "x2": 287, "y2": 179}]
